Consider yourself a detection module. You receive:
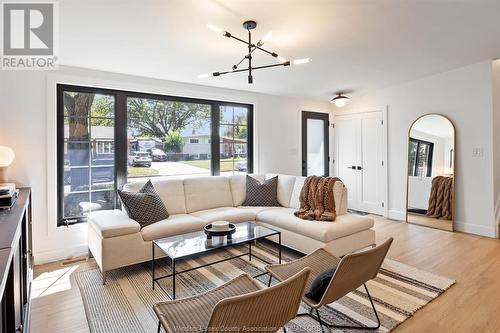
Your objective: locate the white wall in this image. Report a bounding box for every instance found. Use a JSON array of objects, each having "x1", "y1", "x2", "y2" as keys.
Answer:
[
  {"x1": 493, "y1": 59, "x2": 500, "y2": 237},
  {"x1": 334, "y1": 61, "x2": 496, "y2": 237},
  {"x1": 0, "y1": 66, "x2": 330, "y2": 263}
]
